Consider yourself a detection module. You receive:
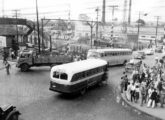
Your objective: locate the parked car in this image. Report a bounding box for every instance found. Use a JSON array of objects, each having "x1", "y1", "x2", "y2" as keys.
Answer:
[
  {"x1": 145, "y1": 49, "x2": 154, "y2": 55},
  {"x1": 155, "y1": 46, "x2": 163, "y2": 53},
  {"x1": 125, "y1": 59, "x2": 141, "y2": 73},
  {"x1": 0, "y1": 104, "x2": 21, "y2": 120},
  {"x1": 134, "y1": 51, "x2": 146, "y2": 59}
]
